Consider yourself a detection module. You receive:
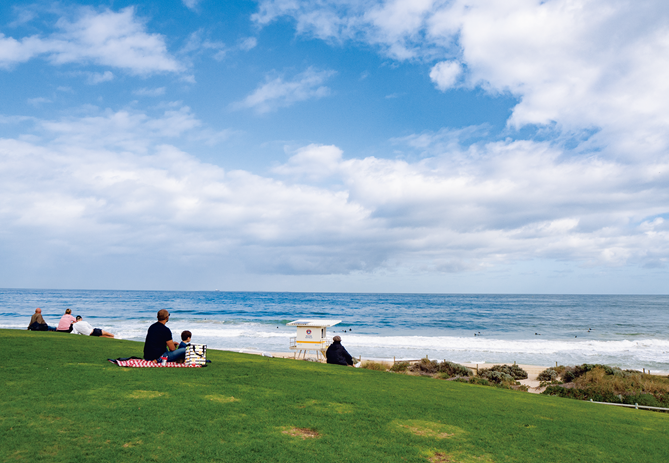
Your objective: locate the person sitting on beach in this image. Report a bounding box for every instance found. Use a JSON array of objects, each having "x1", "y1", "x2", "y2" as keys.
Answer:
[
  {"x1": 71, "y1": 316, "x2": 115, "y2": 338},
  {"x1": 143, "y1": 309, "x2": 186, "y2": 362},
  {"x1": 178, "y1": 330, "x2": 192, "y2": 349},
  {"x1": 27, "y1": 308, "x2": 55, "y2": 331},
  {"x1": 326, "y1": 335, "x2": 353, "y2": 366},
  {"x1": 56, "y1": 309, "x2": 76, "y2": 332}
]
